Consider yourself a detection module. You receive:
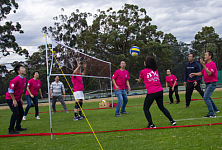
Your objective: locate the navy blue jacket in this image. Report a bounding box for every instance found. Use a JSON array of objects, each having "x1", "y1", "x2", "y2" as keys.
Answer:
[{"x1": 184, "y1": 60, "x2": 201, "y2": 82}]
